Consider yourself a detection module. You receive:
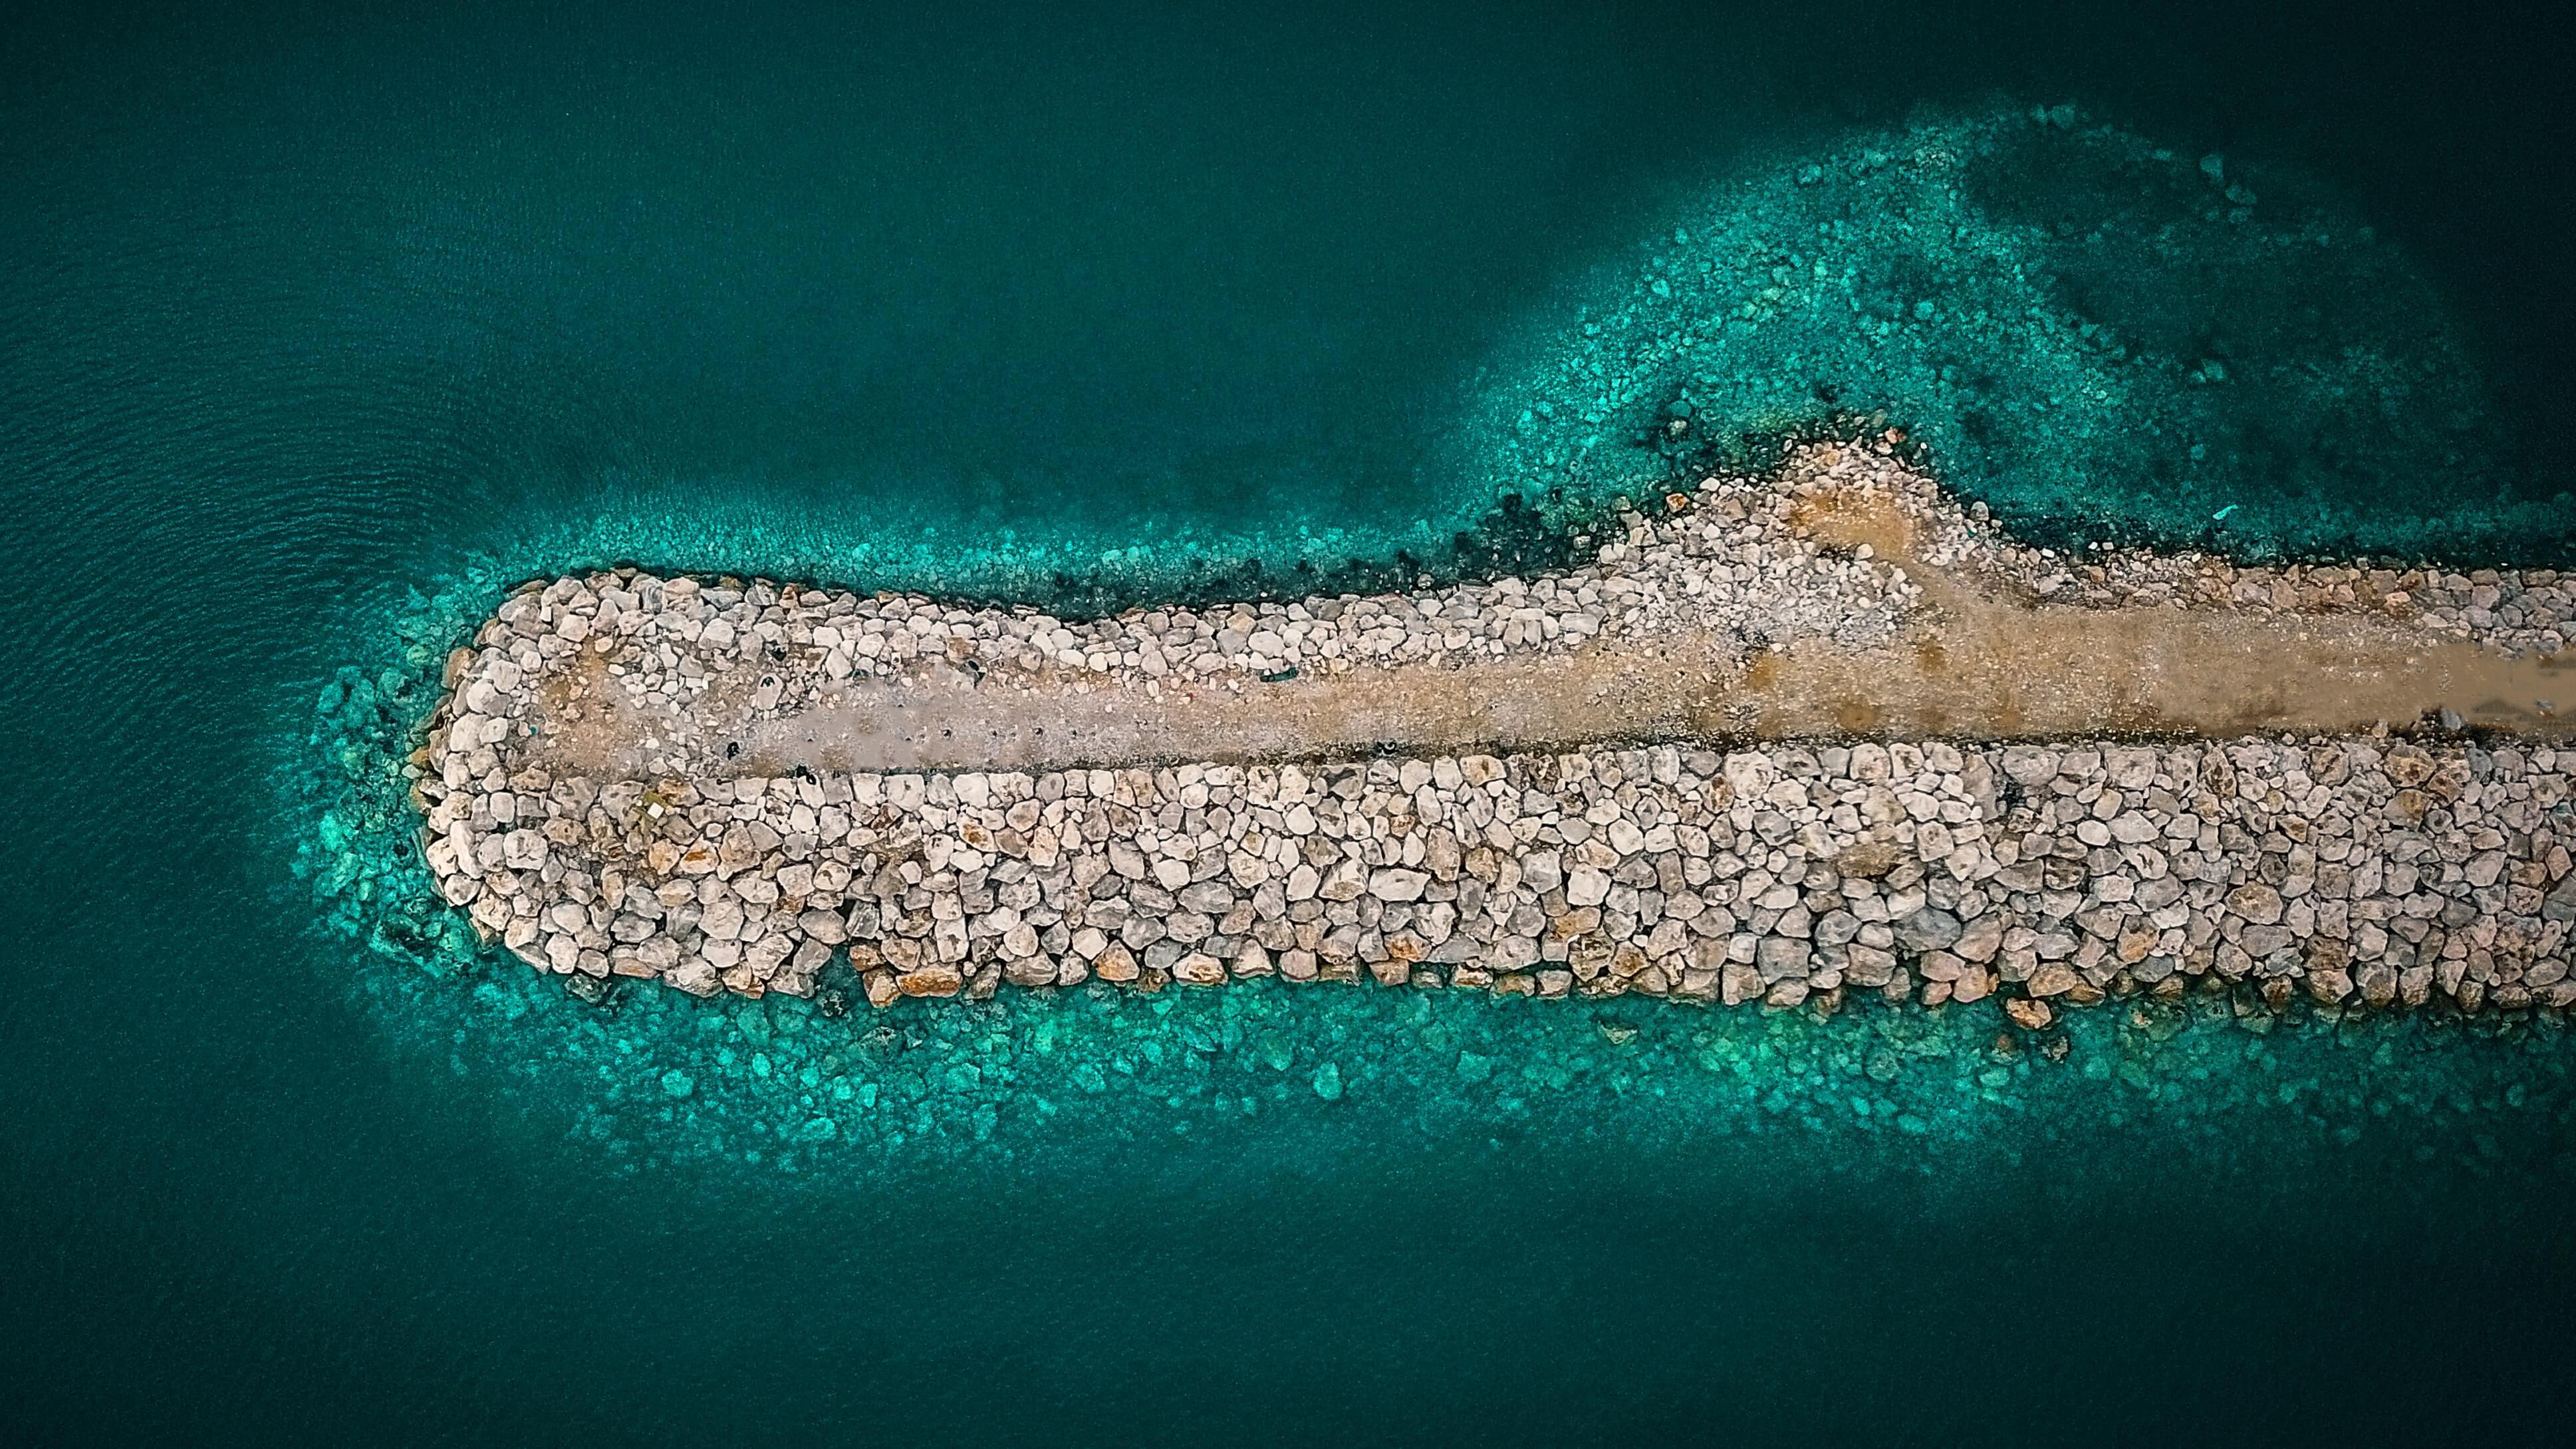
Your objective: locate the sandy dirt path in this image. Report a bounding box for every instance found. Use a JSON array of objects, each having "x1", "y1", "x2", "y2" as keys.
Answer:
[{"x1": 525, "y1": 489, "x2": 2569, "y2": 781}]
